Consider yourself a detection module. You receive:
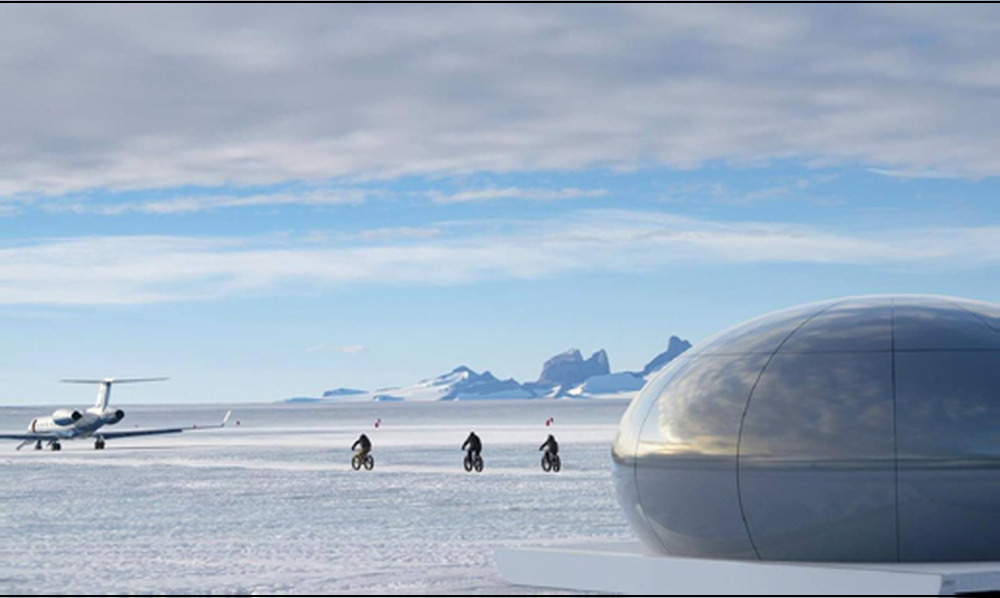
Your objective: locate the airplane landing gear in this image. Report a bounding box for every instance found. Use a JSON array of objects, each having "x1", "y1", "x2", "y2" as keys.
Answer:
[
  {"x1": 34, "y1": 440, "x2": 42, "y2": 450},
  {"x1": 94, "y1": 438, "x2": 106, "y2": 450},
  {"x1": 49, "y1": 440, "x2": 61, "y2": 451}
]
